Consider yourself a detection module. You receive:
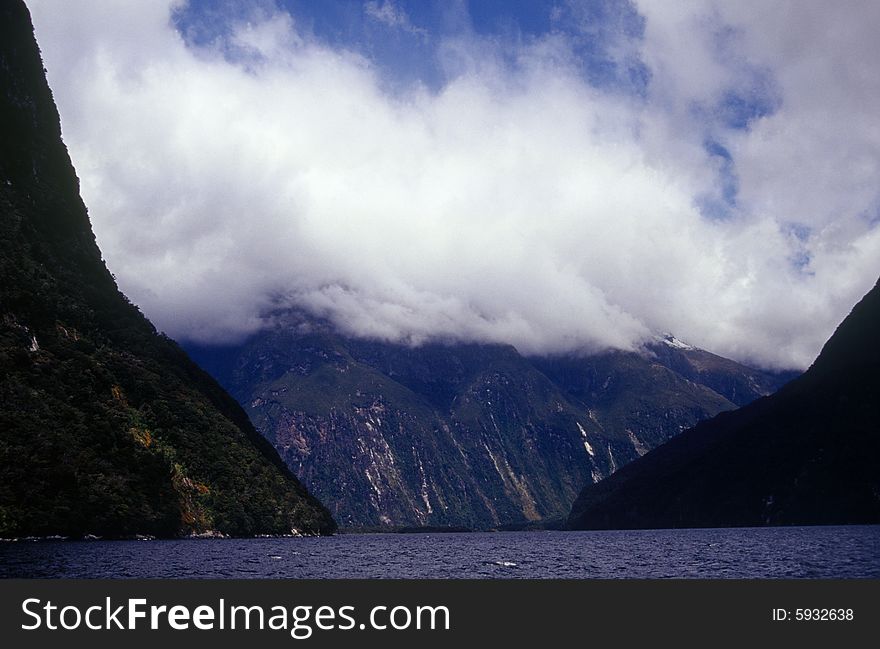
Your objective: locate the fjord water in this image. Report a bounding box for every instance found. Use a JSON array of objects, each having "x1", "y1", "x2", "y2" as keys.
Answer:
[{"x1": 2, "y1": 527, "x2": 877, "y2": 579}]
